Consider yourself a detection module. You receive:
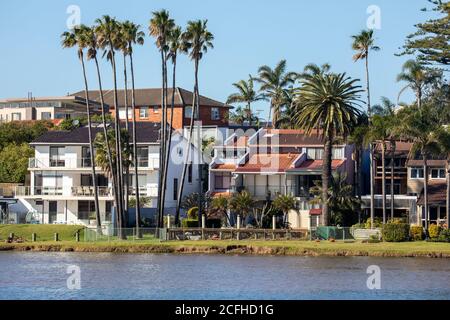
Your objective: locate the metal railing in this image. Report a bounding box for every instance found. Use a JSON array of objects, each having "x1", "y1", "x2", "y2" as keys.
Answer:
[
  {"x1": 15, "y1": 186, "x2": 158, "y2": 197},
  {"x1": 28, "y1": 157, "x2": 159, "y2": 170}
]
